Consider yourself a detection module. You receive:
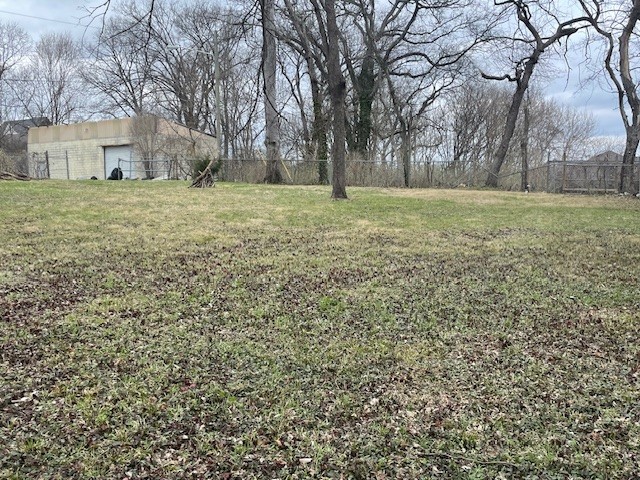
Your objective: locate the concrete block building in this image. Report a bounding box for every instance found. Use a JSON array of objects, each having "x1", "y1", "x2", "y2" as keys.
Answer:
[{"x1": 27, "y1": 117, "x2": 218, "y2": 180}]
